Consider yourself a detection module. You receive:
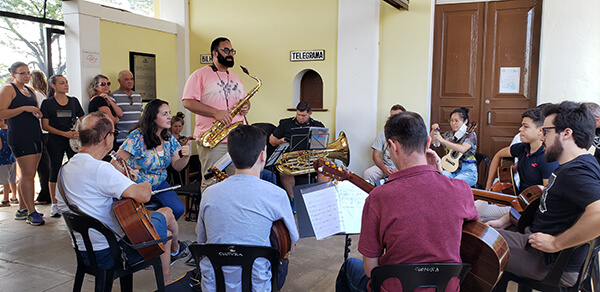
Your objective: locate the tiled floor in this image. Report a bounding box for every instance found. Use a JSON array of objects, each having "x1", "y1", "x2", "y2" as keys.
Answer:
[{"x1": 0, "y1": 201, "x2": 519, "y2": 291}]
